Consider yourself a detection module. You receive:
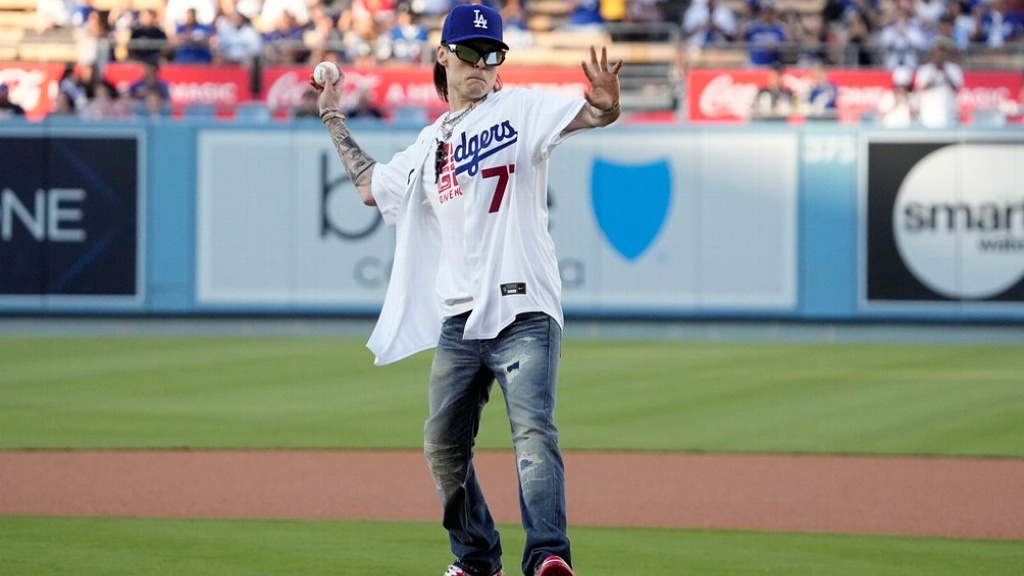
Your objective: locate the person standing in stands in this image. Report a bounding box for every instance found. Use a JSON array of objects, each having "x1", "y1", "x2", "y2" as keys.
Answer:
[
  {"x1": 128, "y1": 8, "x2": 169, "y2": 64},
  {"x1": 743, "y1": 0, "x2": 789, "y2": 67},
  {"x1": 914, "y1": 37, "x2": 963, "y2": 128},
  {"x1": 170, "y1": 7, "x2": 214, "y2": 63}
]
